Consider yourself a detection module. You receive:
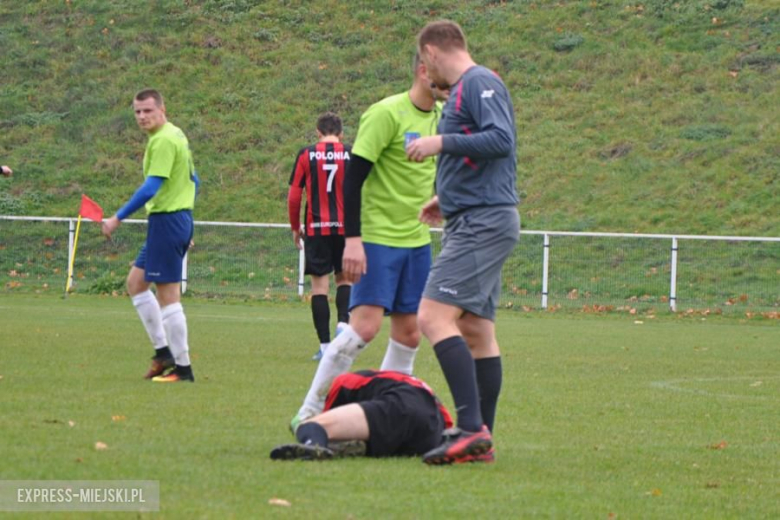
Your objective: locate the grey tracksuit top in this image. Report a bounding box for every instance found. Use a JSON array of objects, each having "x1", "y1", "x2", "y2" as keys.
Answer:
[{"x1": 437, "y1": 65, "x2": 519, "y2": 218}]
